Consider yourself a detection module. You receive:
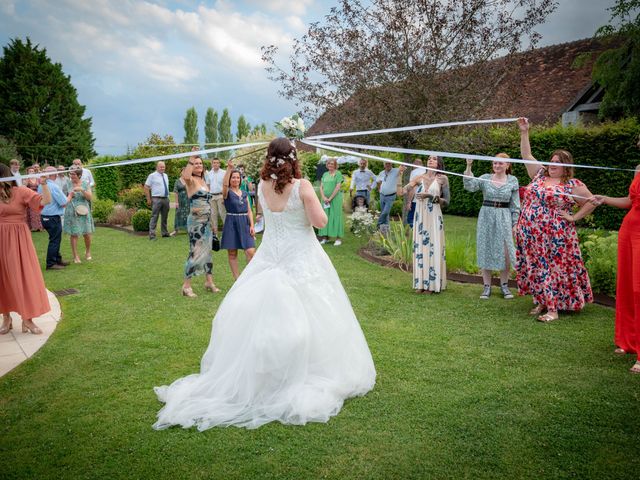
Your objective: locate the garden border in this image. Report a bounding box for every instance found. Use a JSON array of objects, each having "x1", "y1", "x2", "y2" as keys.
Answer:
[{"x1": 358, "y1": 247, "x2": 615, "y2": 308}]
